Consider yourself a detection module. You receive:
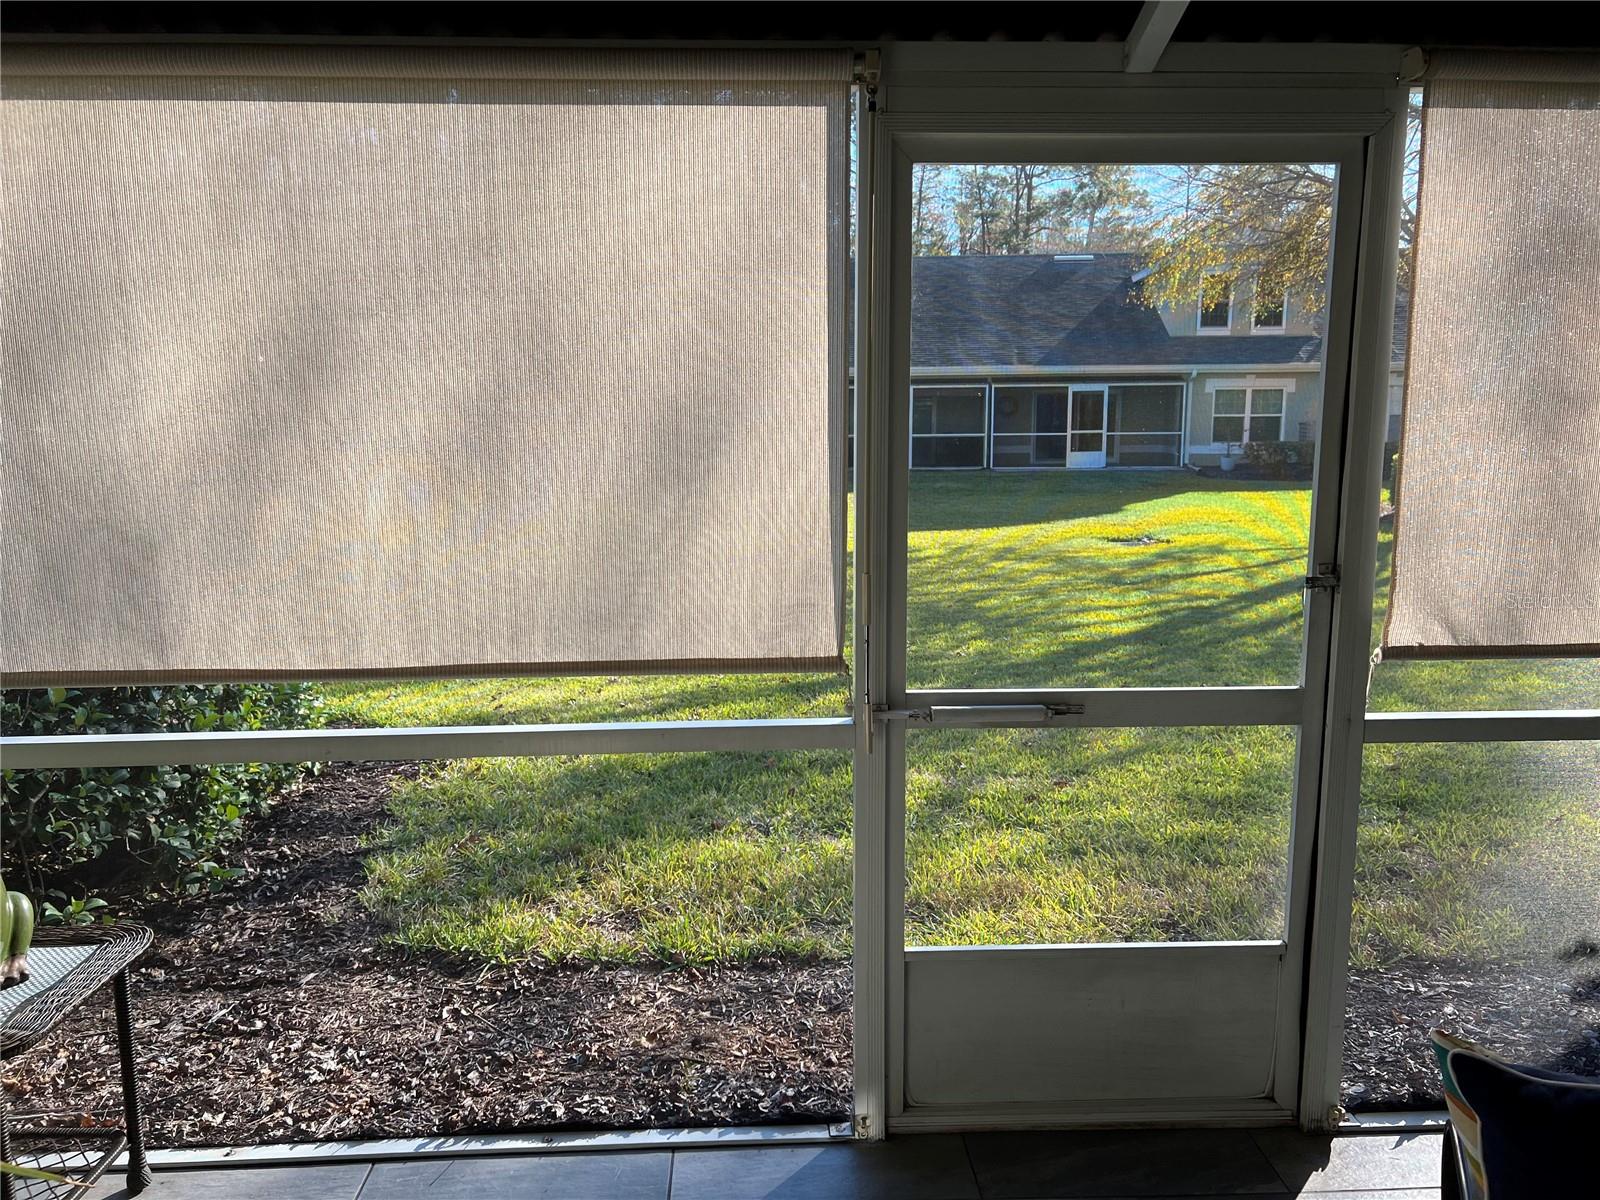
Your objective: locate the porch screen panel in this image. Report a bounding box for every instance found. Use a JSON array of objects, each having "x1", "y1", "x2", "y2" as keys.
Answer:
[
  {"x1": 1384, "y1": 56, "x2": 1600, "y2": 659},
  {"x1": 1, "y1": 46, "x2": 850, "y2": 685}
]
